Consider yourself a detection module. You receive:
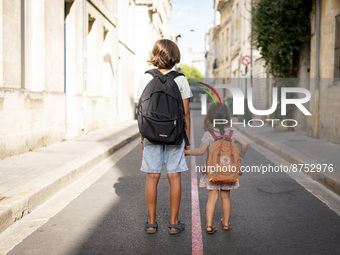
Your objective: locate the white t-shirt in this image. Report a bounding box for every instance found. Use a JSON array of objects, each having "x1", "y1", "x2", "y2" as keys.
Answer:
[{"x1": 137, "y1": 69, "x2": 193, "y2": 99}]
